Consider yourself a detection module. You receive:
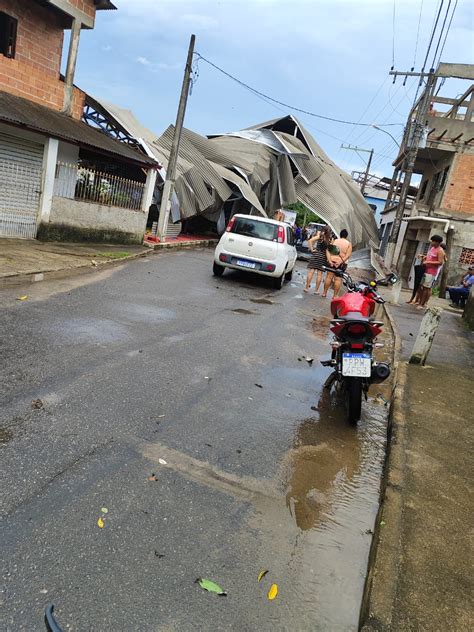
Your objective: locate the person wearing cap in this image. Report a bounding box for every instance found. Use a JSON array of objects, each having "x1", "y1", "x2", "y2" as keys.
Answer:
[
  {"x1": 447, "y1": 266, "x2": 474, "y2": 308},
  {"x1": 413, "y1": 235, "x2": 446, "y2": 310}
]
